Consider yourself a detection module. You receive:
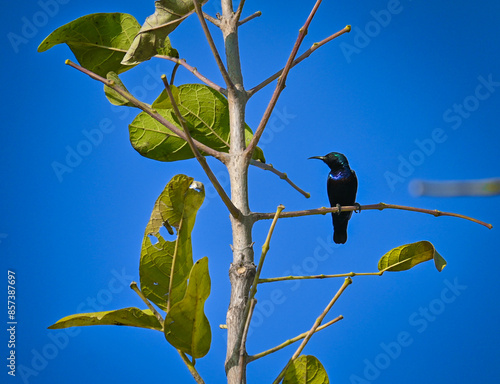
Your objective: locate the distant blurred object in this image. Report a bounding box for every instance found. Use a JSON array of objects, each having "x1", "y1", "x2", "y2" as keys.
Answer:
[{"x1": 409, "y1": 178, "x2": 500, "y2": 197}]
